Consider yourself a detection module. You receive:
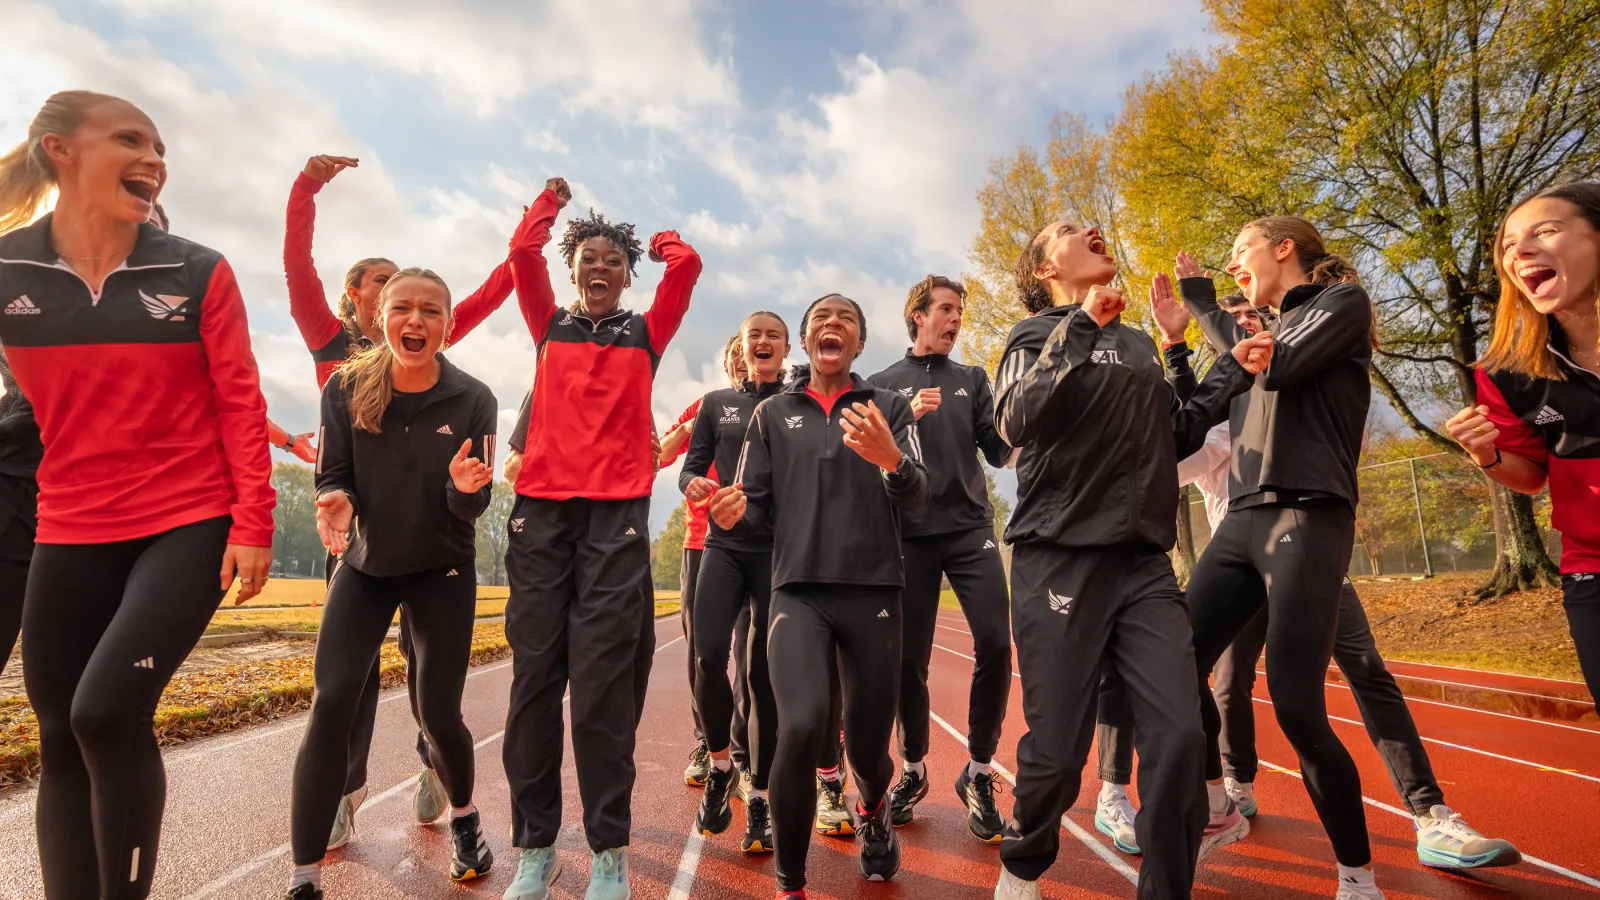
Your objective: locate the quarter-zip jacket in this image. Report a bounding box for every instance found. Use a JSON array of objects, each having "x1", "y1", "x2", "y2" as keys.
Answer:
[
  {"x1": 316, "y1": 355, "x2": 496, "y2": 577},
  {"x1": 869, "y1": 350, "x2": 1009, "y2": 538},
  {"x1": 508, "y1": 189, "x2": 701, "y2": 500},
  {"x1": 0, "y1": 351, "x2": 41, "y2": 478},
  {"x1": 994, "y1": 305, "x2": 1251, "y2": 550},
  {"x1": 679, "y1": 379, "x2": 787, "y2": 549},
  {"x1": 729, "y1": 374, "x2": 928, "y2": 589},
  {"x1": 0, "y1": 215, "x2": 274, "y2": 546},
  {"x1": 1181, "y1": 277, "x2": 1373, "y2": 510},
  {"x1": 1477, "y1": 318, "x2": 1600, "y2": 572},
  {"x1": 285, "y1": 172, "x2": 517, "y2": 390}
]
